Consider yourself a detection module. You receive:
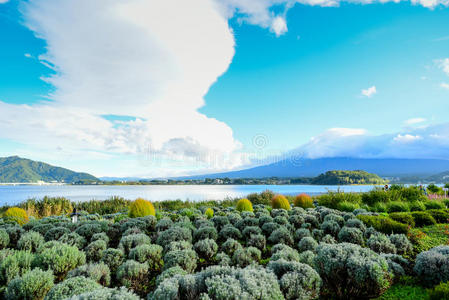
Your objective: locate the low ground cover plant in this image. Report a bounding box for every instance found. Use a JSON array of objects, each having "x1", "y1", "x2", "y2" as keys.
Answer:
[{"x1": 0, "y1": 188, "x2": 448, "y2": 299}]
